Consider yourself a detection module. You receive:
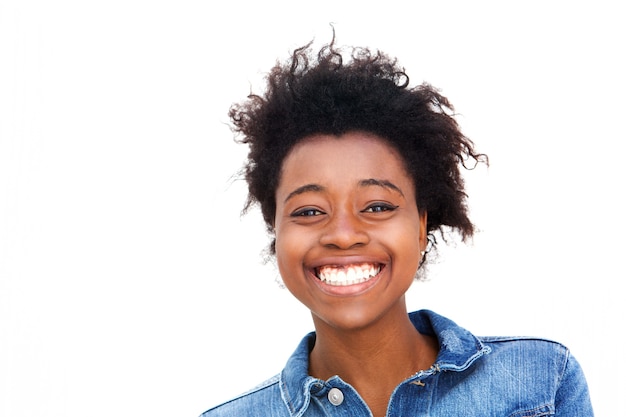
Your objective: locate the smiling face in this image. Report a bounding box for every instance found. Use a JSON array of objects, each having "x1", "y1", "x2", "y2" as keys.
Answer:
[{"x1": 274, "y1": 132, "x2": 427, "y2": 331}]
